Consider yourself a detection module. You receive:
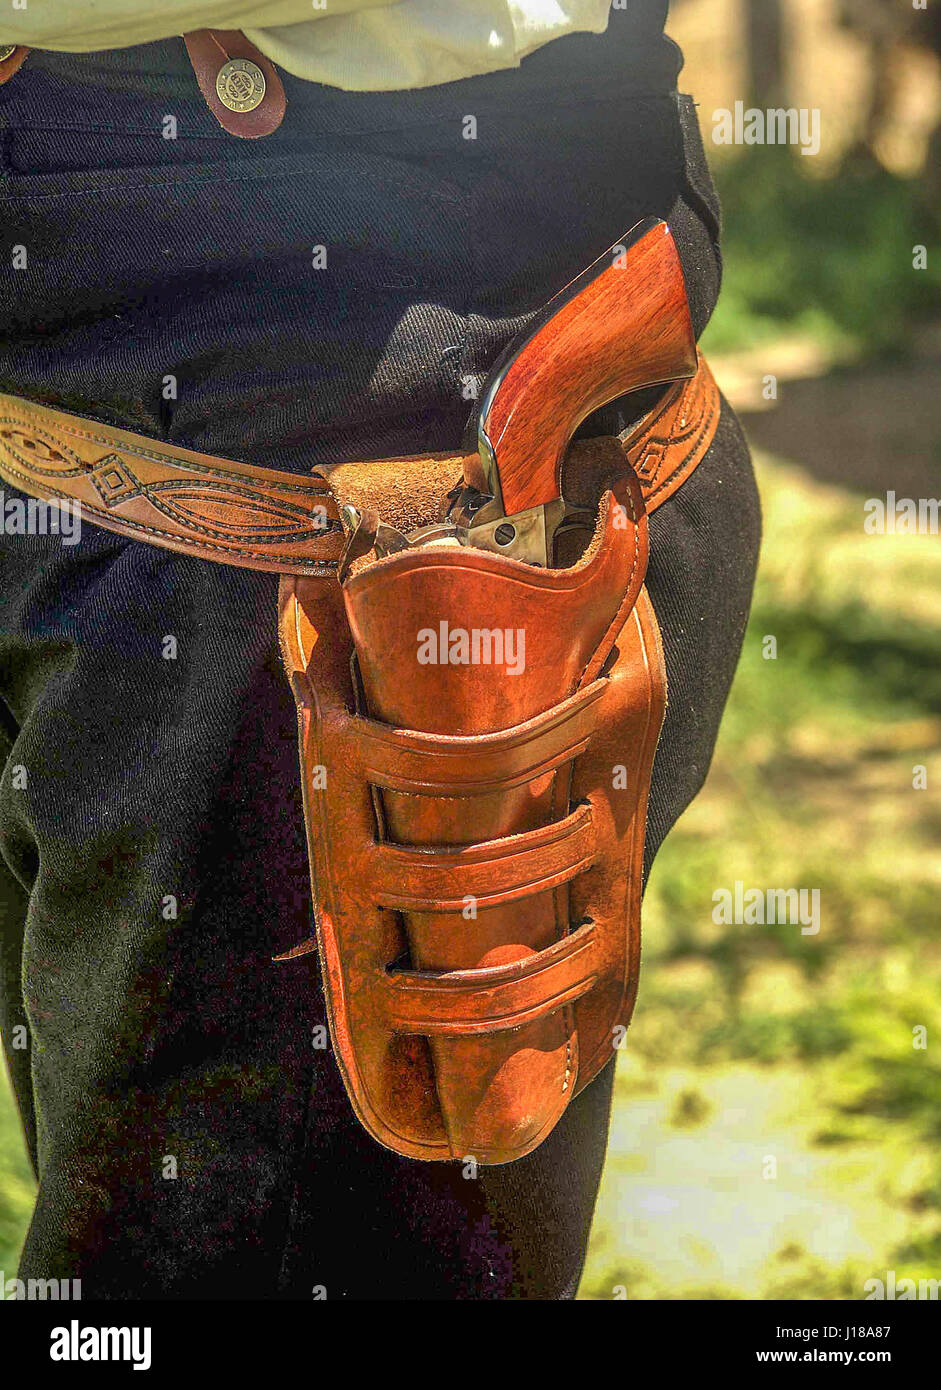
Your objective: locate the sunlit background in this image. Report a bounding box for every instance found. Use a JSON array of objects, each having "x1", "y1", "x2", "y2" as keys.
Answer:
[
  {"x1": 580, "y1": 0, "x2": 941, "y2": 1300},
  {"x1": 1, "y1": 0, "x2": 940, "y2": 1297}
]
